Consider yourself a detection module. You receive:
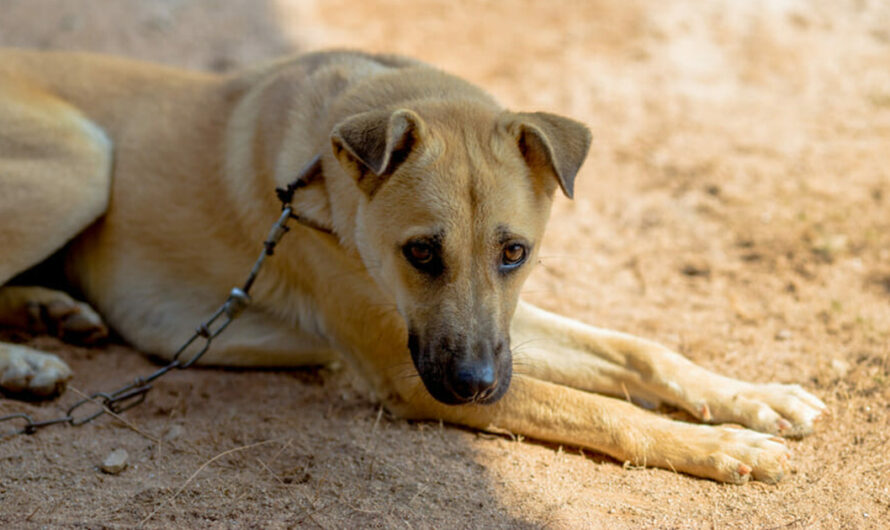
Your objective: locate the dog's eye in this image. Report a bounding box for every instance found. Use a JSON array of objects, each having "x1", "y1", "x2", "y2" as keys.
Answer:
[
  {"x1": 402, "y1": 241, "x2": 444, "y2": 276},
  {"x1": 407, "y1": 243, "x2": 434, "y2": 264},
  {"x1": 501, "y1": 243, "x2": 527, "y2": 270},
  {"x1": 402, "y1": 237, "x2": 445, "y2": 276}
]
